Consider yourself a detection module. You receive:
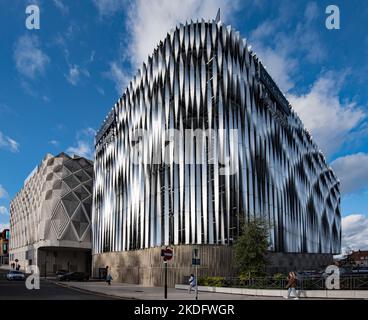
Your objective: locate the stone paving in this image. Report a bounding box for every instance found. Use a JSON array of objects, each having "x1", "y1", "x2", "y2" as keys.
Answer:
[{"x1": 55, "y1": 281, "x2": 285, "y2": 300}]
